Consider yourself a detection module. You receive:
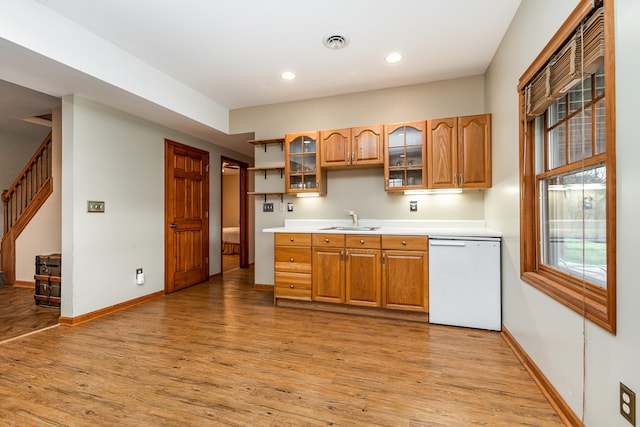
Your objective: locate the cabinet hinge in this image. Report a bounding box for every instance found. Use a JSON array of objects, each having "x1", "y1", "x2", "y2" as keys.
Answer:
[
  {"x1": 205, "y1": 211, "x2": 209, "y2": 218},
  {"x1": 205, "y1": 257, "x2": 209, "y2": 264},
  {"x1": 205, "y1": 164, "x2": 210, "y2": 173}
]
